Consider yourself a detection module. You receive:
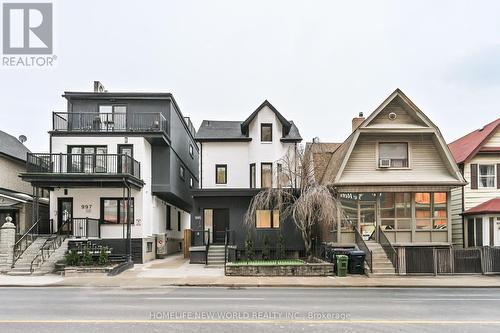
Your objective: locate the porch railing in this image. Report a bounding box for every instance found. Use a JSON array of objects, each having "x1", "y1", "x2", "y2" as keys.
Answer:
[
  {"x1": 71, "y1": 218, "x2": 101, "y2": 238},
  {"x1": 354, "y1": 227, "x2": 373, "y2": 273},
  {"x1": 190, "y1": 229, "x2": 211, "y2": 264},
  {"x1": 378, "y1": 225, "x2": 399, "y2": 273},
  {"x1": 26, "y1": 153, "x2": 141, "y2": 179},
  {"x1": 224, "y1": 229, "x2": 236, "y2": 273},
  {"x1": 29, "y1": 220, "x2": 72, "y2": 273},
  {"x1": 53, "y1": 112, "x2": 169, "y2": 136},
  {"x1": 12, "y1": 218, "x2": 43, "y2": 267}
]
